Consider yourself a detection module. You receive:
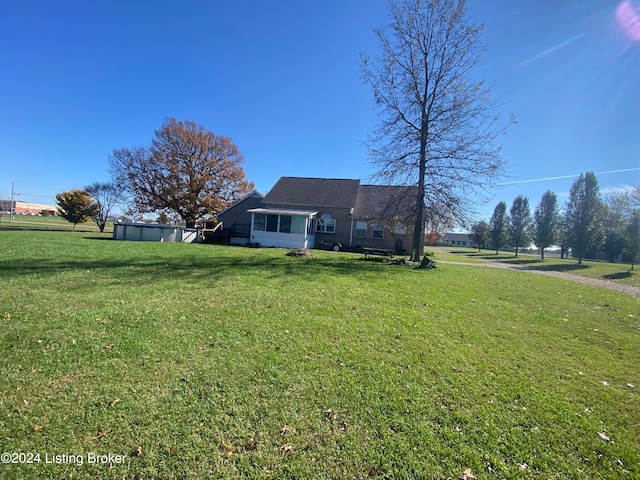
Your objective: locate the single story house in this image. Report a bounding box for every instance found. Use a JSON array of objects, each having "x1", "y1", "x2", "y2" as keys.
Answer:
[
  {"x1": 241, "y1": 177, "x2": 417, "y2": 252},
  {"x1": 441, "y1": 232, "x2": 473, "y2": 247}
]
